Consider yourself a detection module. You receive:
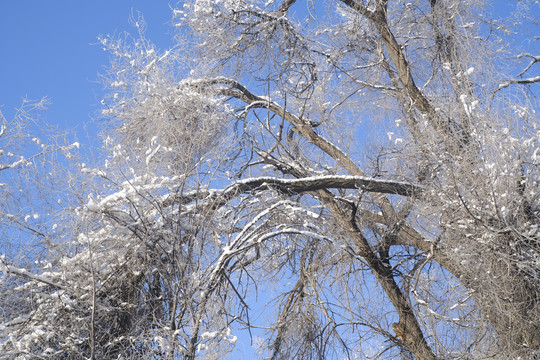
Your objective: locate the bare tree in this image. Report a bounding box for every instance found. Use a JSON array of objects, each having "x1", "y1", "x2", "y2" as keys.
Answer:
[
  {"x1": 0, "y1": 99, "x2": 82, "y2": 359},
  {"x1": 170, "y1": 1, "x2": 539, "y2": 358},
  {"x1": 1, "y1": 1, "x2": 539, "y2": 359}
]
